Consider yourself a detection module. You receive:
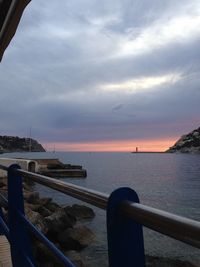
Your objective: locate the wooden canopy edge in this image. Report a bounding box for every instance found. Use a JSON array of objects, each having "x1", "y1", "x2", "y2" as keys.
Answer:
[{"x1": 0, "y1": 0, "x2": 31, "y2": 62}]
